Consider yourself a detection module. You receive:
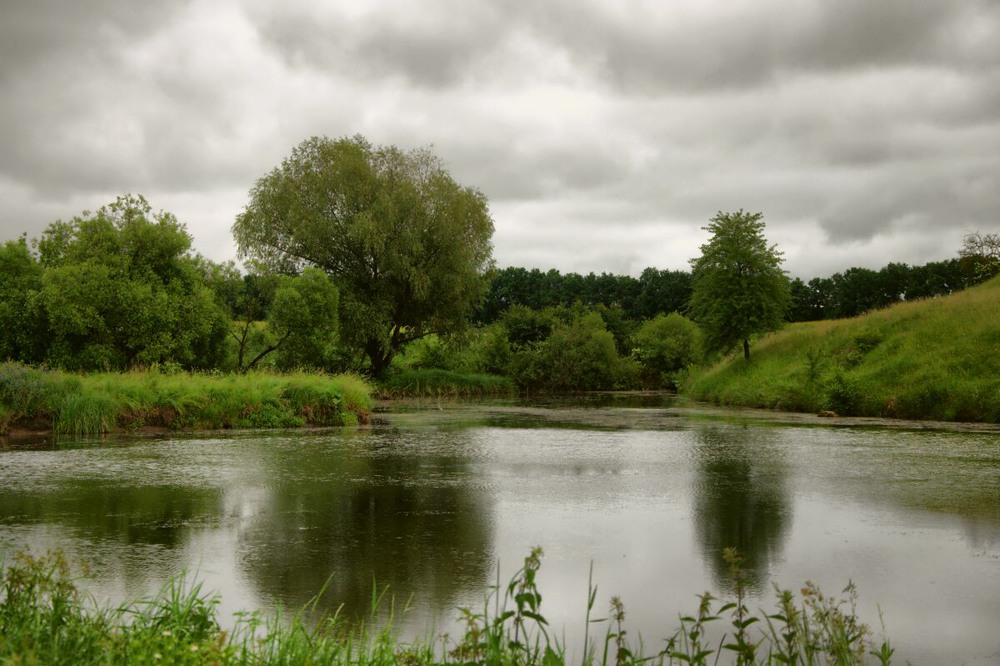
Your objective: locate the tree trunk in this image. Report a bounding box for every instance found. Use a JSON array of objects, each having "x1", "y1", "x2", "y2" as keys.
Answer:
[
  {"x1": 365, "y1": 339, "x2": 395, "y2": 379},
  {"x1": 743, "y1": 338, "x2": 750, "y2": 361}
]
